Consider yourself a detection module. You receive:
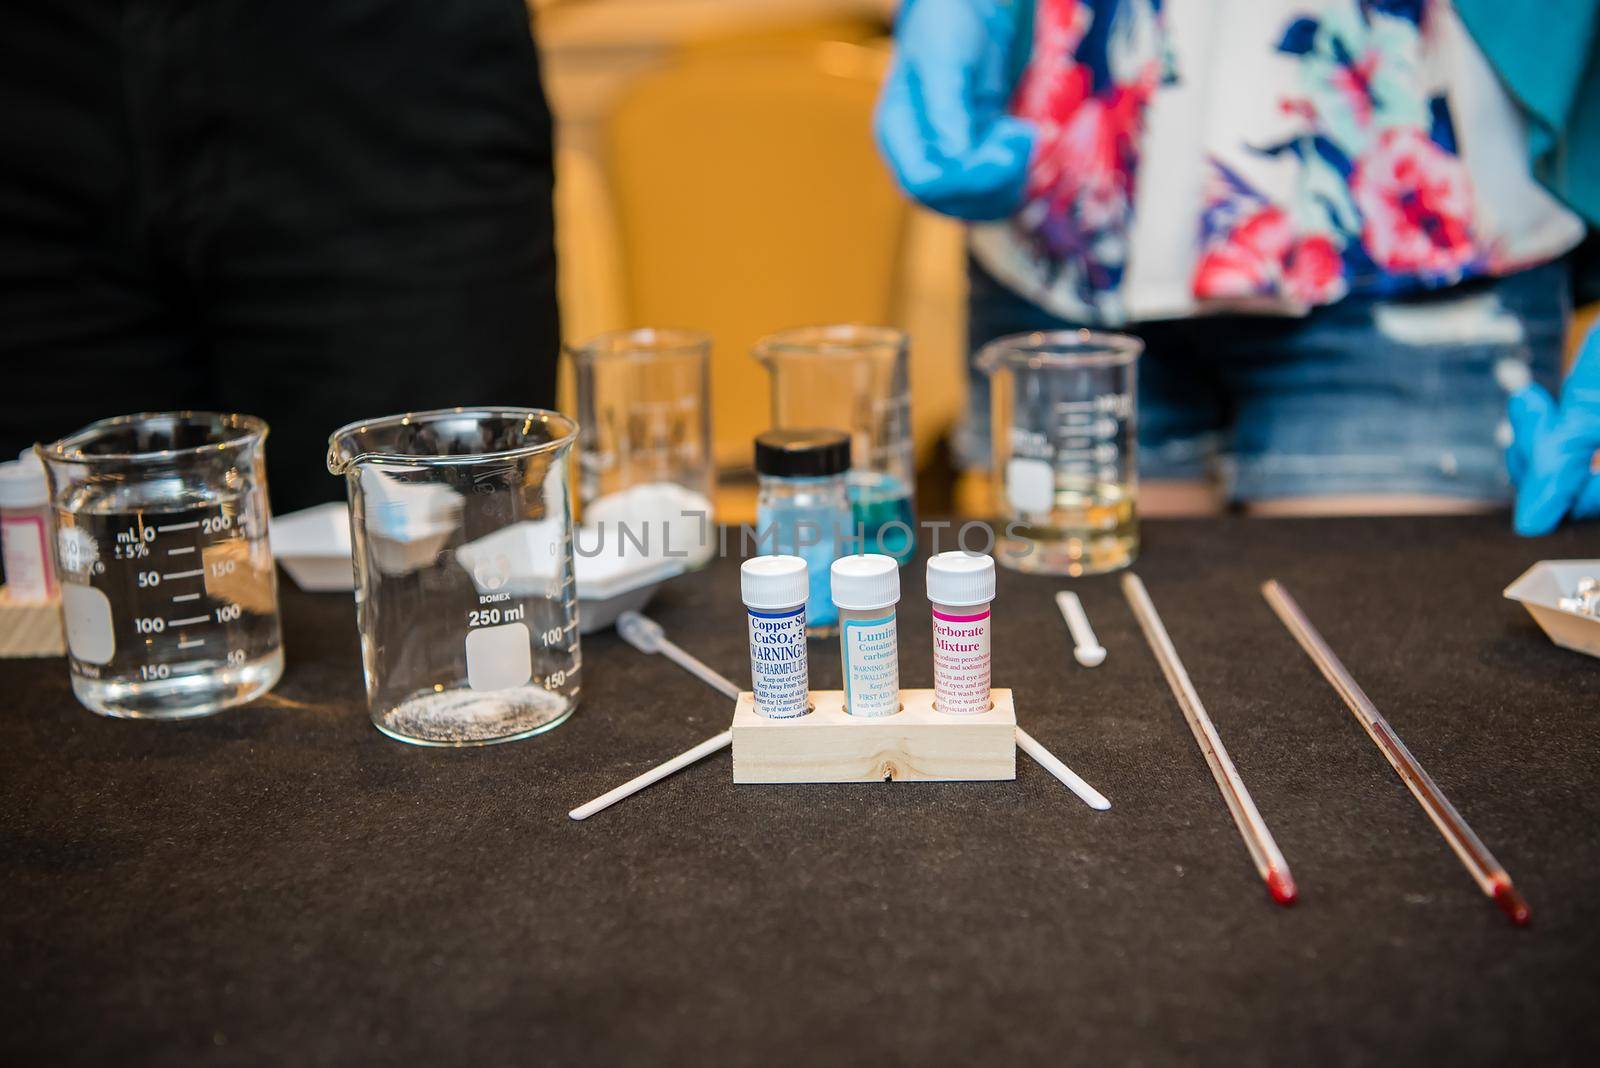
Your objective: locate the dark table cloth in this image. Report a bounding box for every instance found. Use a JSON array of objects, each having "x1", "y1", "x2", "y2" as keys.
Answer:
[{"x1": 3, "y1": 515, "x2": 1598, "y2": 1066}]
